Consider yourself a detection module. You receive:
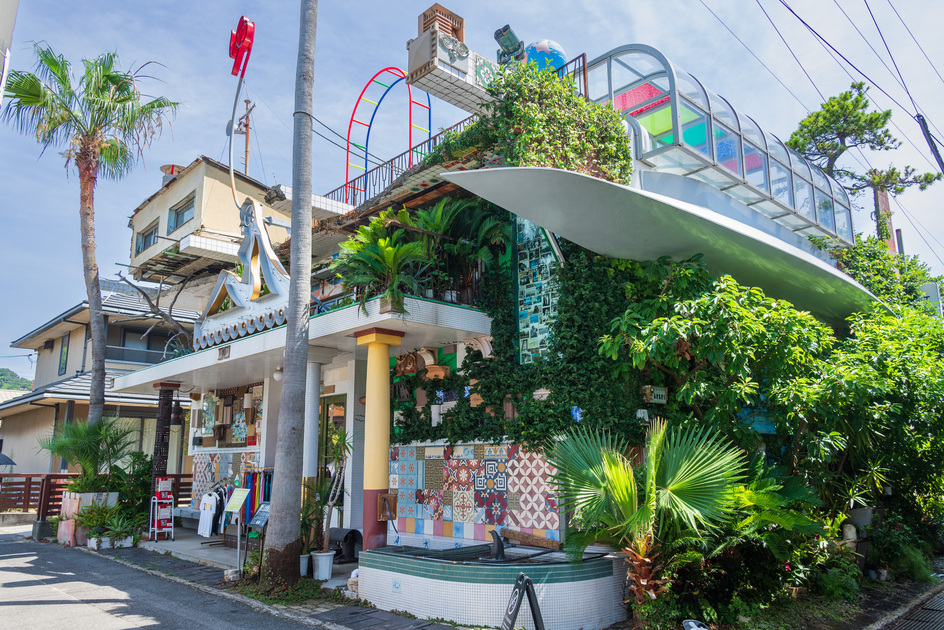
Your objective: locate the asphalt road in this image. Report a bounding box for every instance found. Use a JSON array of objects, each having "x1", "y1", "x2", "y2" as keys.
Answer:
[{"x1": 0, "y1": 531, "x2": 307, "y2": 629}]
